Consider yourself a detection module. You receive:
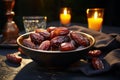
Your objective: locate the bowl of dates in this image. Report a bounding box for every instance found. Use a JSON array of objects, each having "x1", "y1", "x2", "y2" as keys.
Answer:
[{"x1": 17, "y1": 27, "x2": 95, "y2": 68}]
